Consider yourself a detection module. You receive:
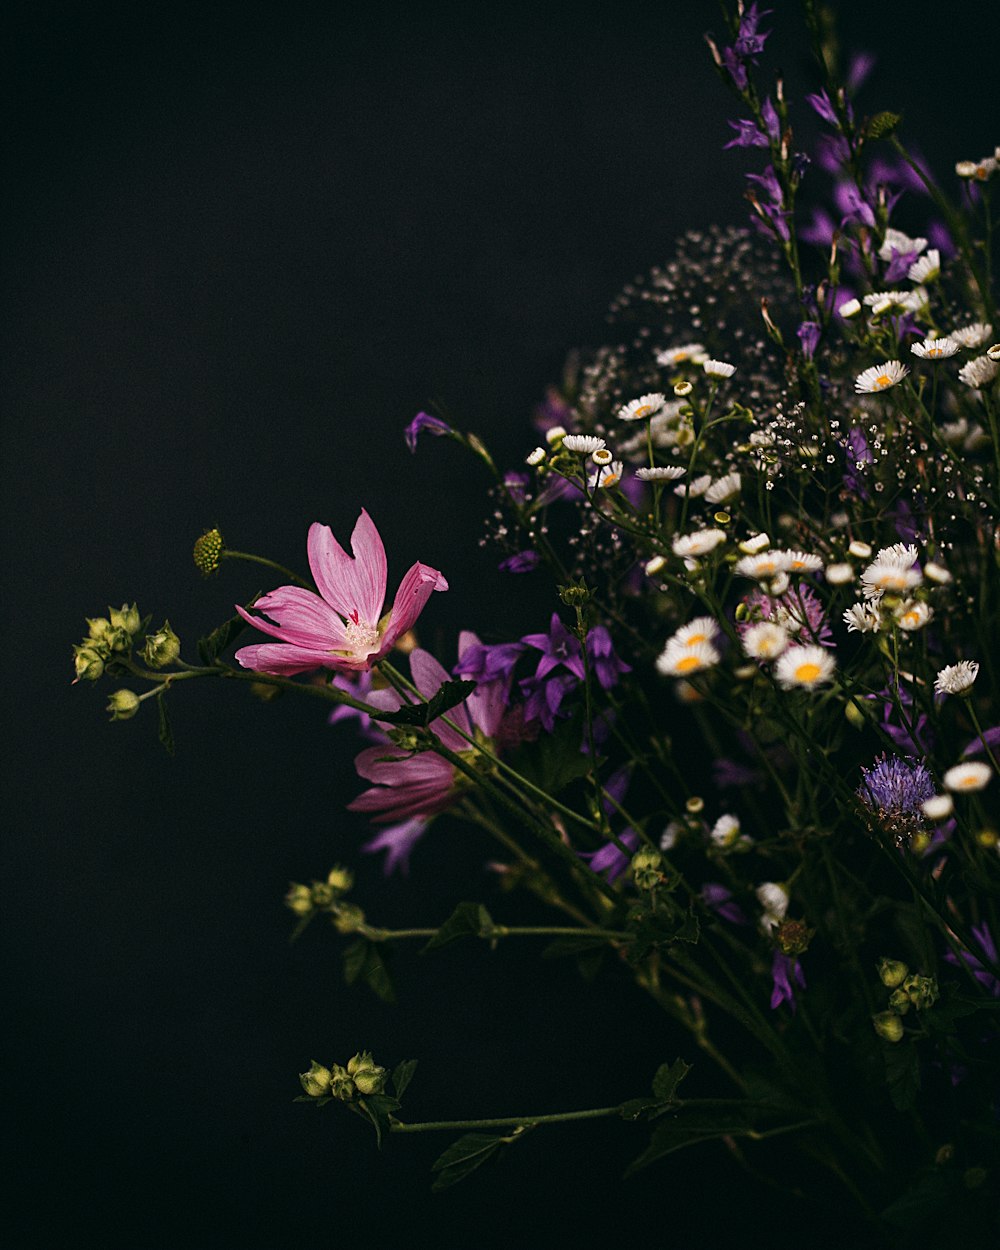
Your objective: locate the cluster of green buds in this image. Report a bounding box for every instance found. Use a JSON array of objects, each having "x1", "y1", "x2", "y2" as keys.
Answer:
[
  {"x1": 285, "y1": 866, "x2": 357, "y2": 922},
  {"x1": 73, "y1": 604, "x2": 142, "y2": 683},
  {"x1": 299, "y1": 1051, "x2": 387, "y2": 1102},
  {"x1": 872, "y1": 959, "x2": 939, "y2": 1041}
]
